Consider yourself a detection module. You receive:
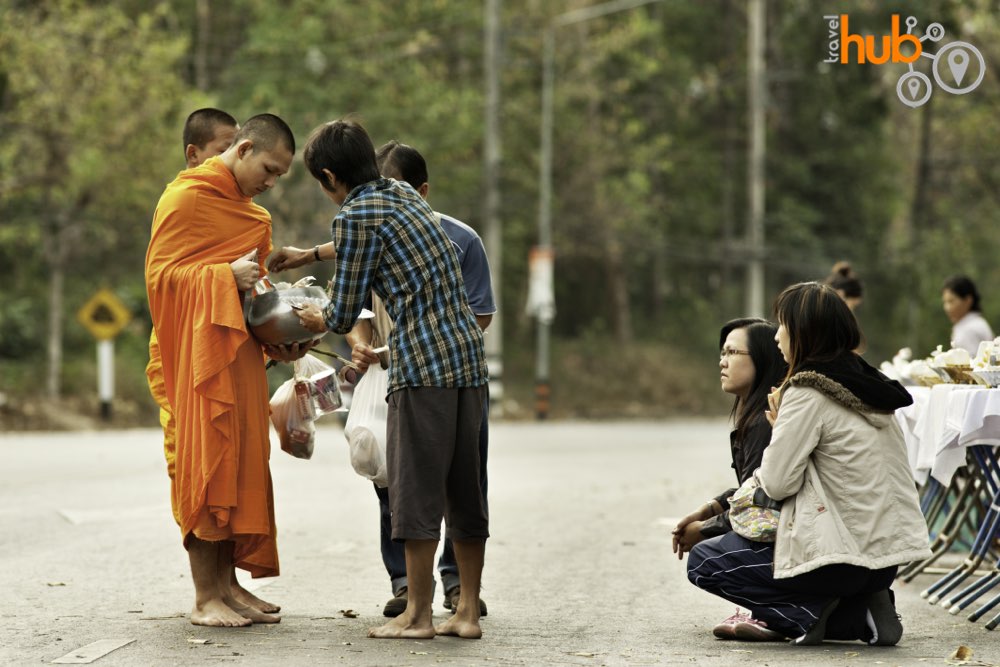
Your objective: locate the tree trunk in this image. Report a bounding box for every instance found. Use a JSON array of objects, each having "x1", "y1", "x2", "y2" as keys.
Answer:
[
  {"x1": 195, "y1": 0, "x2": 211, "y2": 91},
  {"x1": 47, "y1": 257, "x2": 64, "y2": 400}
]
